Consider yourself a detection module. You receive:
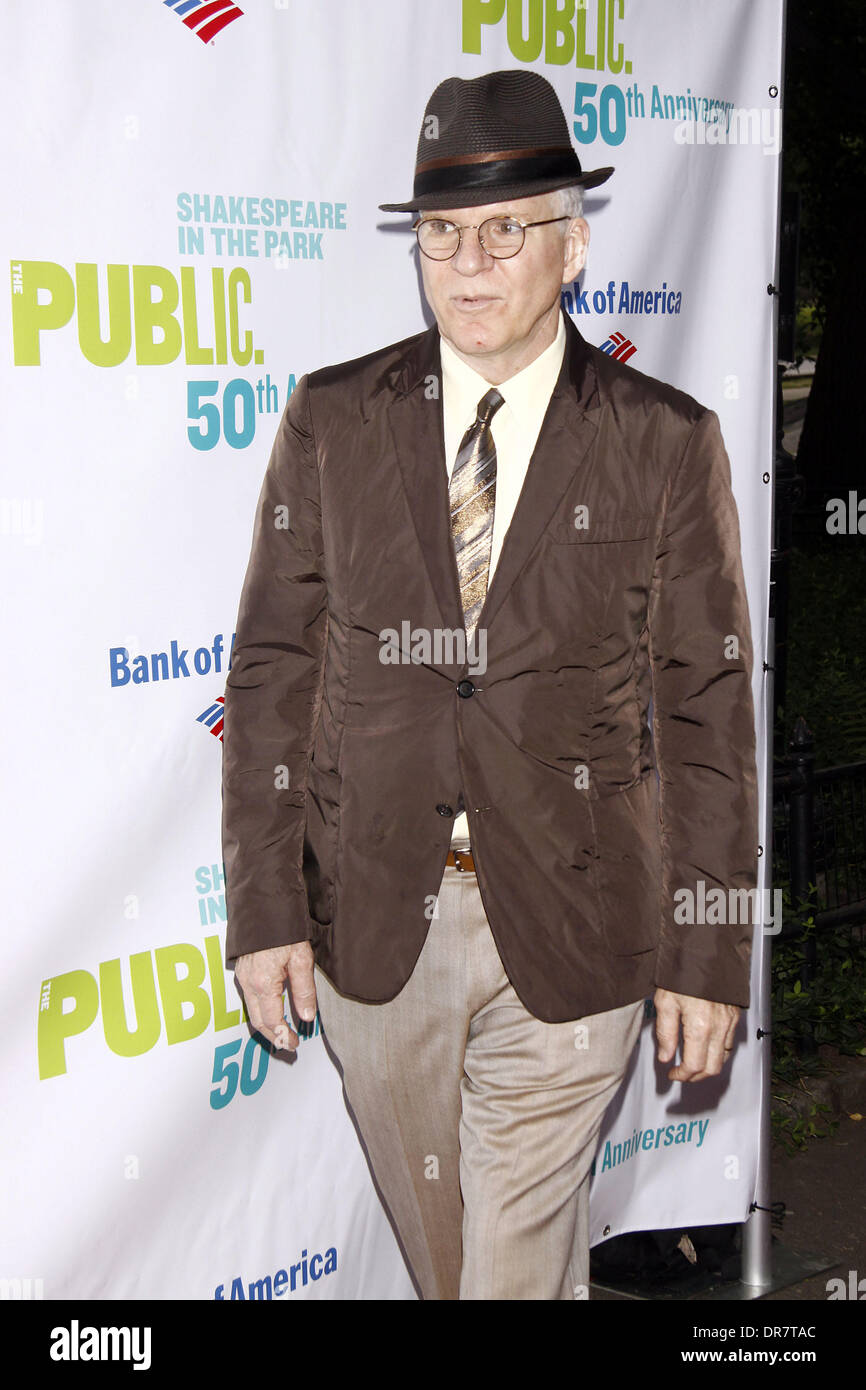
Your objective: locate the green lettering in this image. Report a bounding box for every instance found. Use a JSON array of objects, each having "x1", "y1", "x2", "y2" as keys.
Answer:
[
  {"x1": 462, "y1": 0, "x2": 506, "y2": 53},
  {"x1": 212, "y1": 267, "x2": 227, "y2": 364},
  {"x1": 37, "y1": 970, "x2": 98, "y2": 1079},
  {"x1": 11, "y1": 260, "x2": 75, "y2": 365},
  {"x1": 99, "y1": 953, "x2": 161, "y2": 1058},
  {"x1": 596, "y1": 0, "x2": 606, "y2": 71},
  {"x1": 227, "y1": 268, "x2": 253, "y2": 366},
  {"x1": 154, "y1": 943, "x2": 211, "y2": 1044},
  {"x1": 76, "y1": 263, "x2": 132, "y2": 367},
  {"x1": 607, "y1": 0, "x2": 624, "y2": 73},
  {"x1": 205, "y1": 936, "x2": 242, "y2": 1031},
  {"x1": 545, "y1": 0, "x2": 574, "y2": 63},
  {"x1": 180, "y1": 266, "x2": 214, "y2": 365},
  {"x1": 506, "y1": 0, "x2": 543, "y2": 62},
  {"x1": 131, "y1": 265, "x2": 182, "y2": 365},
  {"x1": 575, "y1": 3, "x2": 595, "y2": 67}
]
